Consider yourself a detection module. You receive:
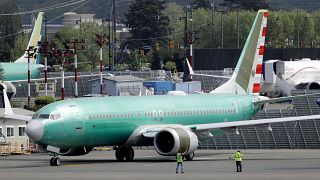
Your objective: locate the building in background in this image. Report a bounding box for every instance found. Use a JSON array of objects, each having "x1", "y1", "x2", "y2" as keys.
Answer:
[{"x1": 89, "y1": 75, "x2": 144, "y2": 96}]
